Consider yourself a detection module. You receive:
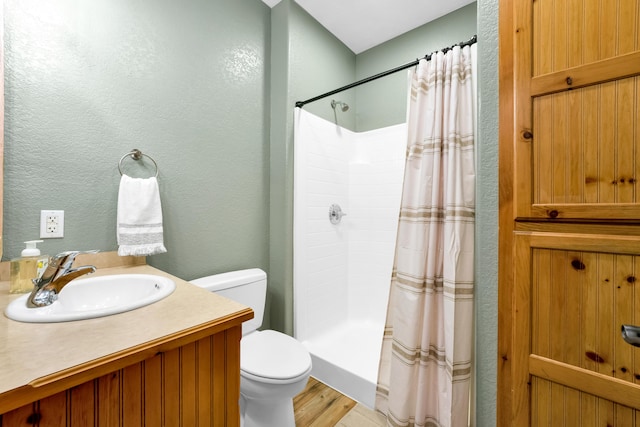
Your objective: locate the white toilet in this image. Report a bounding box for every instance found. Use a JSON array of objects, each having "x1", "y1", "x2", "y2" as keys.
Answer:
[{"x1": 191, "y1": 268, "x2": 312, "y2": 427}]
